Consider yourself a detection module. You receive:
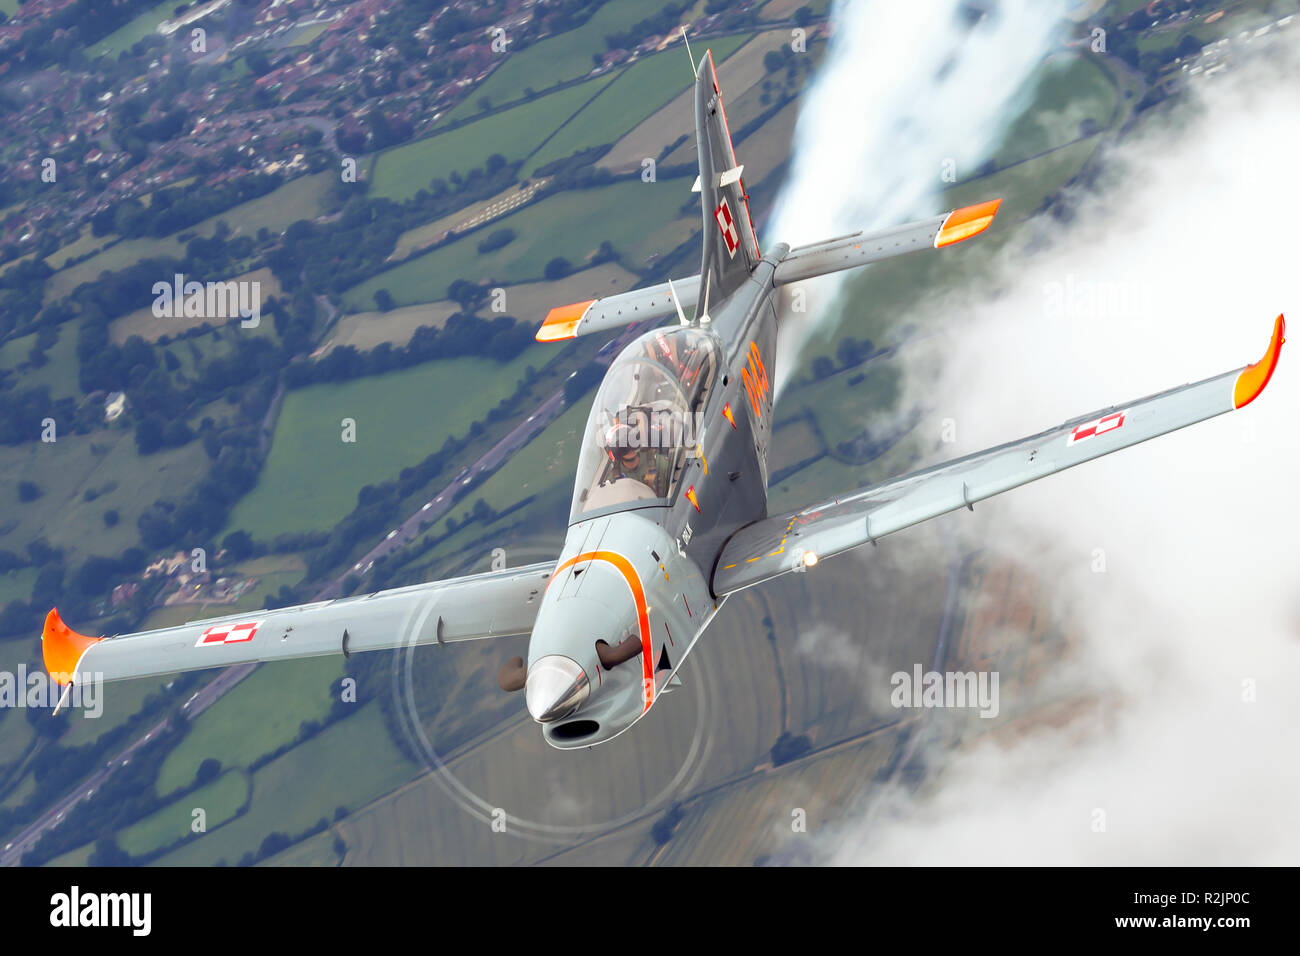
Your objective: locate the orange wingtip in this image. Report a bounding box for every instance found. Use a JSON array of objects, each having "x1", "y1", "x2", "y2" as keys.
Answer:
[
  {"x1": 1233, "y1": 314, "x2": 1285, "y2": 409},
  {"x1": 42, "y1": 608, "x2": 101, "y2": 685},
  {"x1": 935, "y1": 198, "x2": 1002, "y2": 248},
  {"x1": 536, "y1": 299, "x2": 595, "y2": 342}
]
